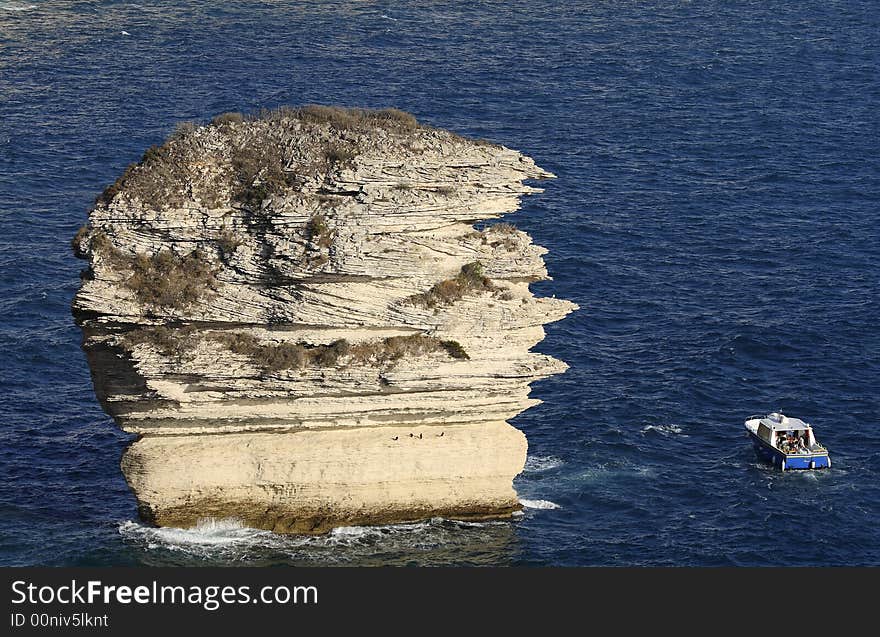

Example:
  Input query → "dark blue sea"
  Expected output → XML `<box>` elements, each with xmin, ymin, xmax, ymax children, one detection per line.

<box><xmin>1</xmin><ymin>0</ymin><xmax>878</xmax><ymax>566</ymax></box>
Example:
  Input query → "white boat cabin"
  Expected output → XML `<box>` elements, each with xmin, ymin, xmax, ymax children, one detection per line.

<box><xmin>748</xmin><ymin>413</ymin><xmax>816</xmax><ymax>454</ymax></box>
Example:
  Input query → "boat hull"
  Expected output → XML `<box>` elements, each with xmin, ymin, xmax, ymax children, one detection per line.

<box><xmin>748</xmin><ymin>432</ymin><xmax>830</xmax><ymax>470</ymax></box>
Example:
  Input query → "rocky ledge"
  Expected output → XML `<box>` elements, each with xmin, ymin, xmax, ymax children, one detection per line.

<box><xmin>72</xmin><ymin>106</ymin><xmax>576</xmax><ymax>533</ymax></box>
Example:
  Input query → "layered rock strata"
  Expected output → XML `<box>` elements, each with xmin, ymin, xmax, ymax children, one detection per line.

<box><xmin>72</xmin><ymin>106</ymin><xmax>576</xmax><ymax>533</ymax></box>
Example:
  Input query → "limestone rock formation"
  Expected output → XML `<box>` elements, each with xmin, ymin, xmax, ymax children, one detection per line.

<box><xmin>72</xmin><ymin>106</ymin><xmax>576</xmax><ymax>533</ymax></box>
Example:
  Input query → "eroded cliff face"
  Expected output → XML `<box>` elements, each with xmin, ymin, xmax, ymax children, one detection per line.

<box><xmin>72</xmin><ymin>106</ymin><xmax>576</xmax><ymax>533</ymax></box>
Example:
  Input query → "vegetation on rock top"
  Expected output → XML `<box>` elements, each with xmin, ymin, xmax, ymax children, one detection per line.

<box><xmin>89</xmin><ymin>106</ymin><xmax>436</xmax><ymax>212</ymax></box>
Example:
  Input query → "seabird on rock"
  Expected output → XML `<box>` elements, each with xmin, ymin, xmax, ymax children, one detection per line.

<box><xmin>418</xmin><ymin>433</ymin><xmax>423</xmax><ymax>439</ymax></box>
<box><xmin>392</xmin><ymin>436</ymin><xmax>398</xmax><ymax>440</ymax></box>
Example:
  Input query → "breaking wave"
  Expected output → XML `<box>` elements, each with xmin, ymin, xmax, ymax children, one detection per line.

<box><xmin>118</xmin><ymin>516</ymin><xmax>515</xmax><ymax>565</ymax></box>
<box><xmin>523</xmin><ymin>455</ymin><xmax>565</xmax><ymax>473</ymax></box>
<box><xmin>118</xmin><ymin>518</ymin><xmax>278</xmax><ymax>552</ymax></box>
<box><xmin>0</xmin><ymin>2</ymin><xmax>37</xmax><ymax>11</ymax></box>
<box><xmin>640</xmin><ymin>424</ymin><xmax>688</xmax><ymax>438</ymax></box>
<box><xmin>519</xmin><ymin>499</ymin><xmax>561</xmax><ymax>510</ymax></box>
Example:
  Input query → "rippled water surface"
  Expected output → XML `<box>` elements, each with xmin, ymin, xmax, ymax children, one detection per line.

<box><xmin>1</xmin><ymin>0</ymin><xmax>878</xmax><ymax>566</ymax></box>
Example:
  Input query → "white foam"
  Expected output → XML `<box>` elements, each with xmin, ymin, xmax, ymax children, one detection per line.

<box><xmin>523</xmin><ymin>455</ymin><xmax>564</xmax><ymax>473</ymax></box>
<box><xmin>329</xmin><ymin>525</ymin><xmax>370</xmax><ymax>538</ymax></box>
<box><xmin>327</xmin><ymin>521</ymin><xmax>428</xmax><ymax>541</ymax></box>
<box><xmin>118</xmin><ymin>514</ymin><xmax>507</xmax><ymax>560</ymax></box>
<box><xmin>641</xmin><ymin>424</ymin><xmax>688</xmax><ymax>437</ymax></box>
<box><xmin>519</xmin><ymin>499</ymin><xmax>561</xmax><ymax>510</ymax></box>
<box><xmin>119</xmin><ymin>518</ymin><xmax>276</xmax><ymax>549</ymax></box>
<box><xmin>0</xmin><ymin>2</ymin><xmax>37</xmax><ymax>11</ymax></box>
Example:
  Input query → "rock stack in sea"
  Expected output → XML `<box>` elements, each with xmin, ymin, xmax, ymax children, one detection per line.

<box><xmin>72</xmin><ymin>106</ymin><xmax>576</xmax><ymax>533</ymax></box>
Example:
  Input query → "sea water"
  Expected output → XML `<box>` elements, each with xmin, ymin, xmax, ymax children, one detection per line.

<box><xmin>1</xmin><ymin>0</ymin><xmax>877</xmax><ymax>566</ymax></box>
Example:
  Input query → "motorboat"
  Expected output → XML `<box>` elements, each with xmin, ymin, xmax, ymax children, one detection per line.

<box><xmin>744</xmin><ymin>413</ymin><xmax>830</xmax><ymax>471</ymax></box>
